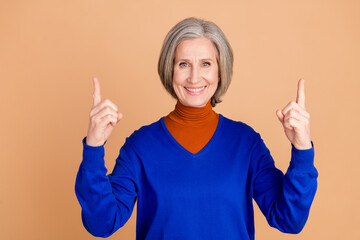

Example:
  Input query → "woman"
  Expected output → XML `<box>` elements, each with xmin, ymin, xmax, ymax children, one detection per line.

<box><xmin>75</xmin><ymin>17</ymin><xmax>318</xmax><ymax>240</ymax></box>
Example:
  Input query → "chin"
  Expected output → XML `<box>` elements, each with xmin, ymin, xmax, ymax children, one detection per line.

<box><xmin>182</xmin><ymin>99</ymin><xmax>208</xmax><ymax>108</ymax></box>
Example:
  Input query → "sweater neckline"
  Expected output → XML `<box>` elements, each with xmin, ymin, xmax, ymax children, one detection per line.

<box><xmin>168</xmin><ymin>100</ymin><xmax>218</xmax><ymax>127</ymax></box>
<box><xmin>160</xmin><ymin>114</ymin><xmax>224</xmax><ymax>158</ymax></box>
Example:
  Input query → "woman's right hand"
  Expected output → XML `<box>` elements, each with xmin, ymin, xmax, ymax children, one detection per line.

<box><xmin>86</xmin><ymin>77</ymin><xmax>122</xmax><ymax>147</ymax></box>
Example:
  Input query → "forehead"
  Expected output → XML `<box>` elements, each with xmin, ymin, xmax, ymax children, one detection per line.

<box><xmin>175</xmin><ymin>37</ymin><xmax>217</xmax><ymax>59</ymax></box>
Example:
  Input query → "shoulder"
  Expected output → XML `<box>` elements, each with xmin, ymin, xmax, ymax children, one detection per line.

<box><xmin>218</xmin><ymin>115</ymin><xmax>265</xmax><ymax>151</ymax></box>
<box><xmin>220</xmin><ymin>114</ymin><xmax>260</xmax><ymax>139</ymax></box>
<box><xmin>219</xmin><ymin>115</ymin><xmax>270</xmax><ymax>160</ymax></box>
<box><xmin>131</xmin><ymin>119</ymin><xmax>163</xmax><ymax>138</ymax></box>
<box><xmin>124</xmin><ymin>118</ymin><xmax>165</xmax><ymax>149</ymax></box>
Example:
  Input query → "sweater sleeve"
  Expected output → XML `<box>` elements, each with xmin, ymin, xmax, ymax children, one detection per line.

<box><xmin>75</xmin><ymin>137</ymin><xmax>138</xmax><ymax>237</ymax></box>
<box><xmin>251</xmin><ymin>136</ymin><xmax>318</xmax><ymax>234</ymax></box>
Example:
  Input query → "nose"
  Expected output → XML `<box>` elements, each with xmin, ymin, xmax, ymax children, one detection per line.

<box><xmin>188</xmin><ymin>65</ymin><xmax>201</xmax><ymax>84</ymax></box>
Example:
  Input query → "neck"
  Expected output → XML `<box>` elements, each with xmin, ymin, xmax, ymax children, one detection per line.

<box><xmin>168</xmin><ymin>100</ymin><xmax>217</xmax><ymax>126</ymax></box>
<box><xmin>163</xmin><ymin>100</ymin><xmax>219</xmax><ymax>154</ymax></box>
<box><xmin>174</xmin><ymin>101</ymin><xmax>213</xmax><ymax>120</ymax></box>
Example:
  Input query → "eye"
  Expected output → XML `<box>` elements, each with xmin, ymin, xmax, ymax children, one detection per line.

<box><xmin>179</xmin><ymin>62</ymin><xmax>188</xmax><ymax>67</ymax></box>
<box><xmin>202</xmin><ymin>62</ymin><xmax>211</xmax><ymax>67</ymax></box>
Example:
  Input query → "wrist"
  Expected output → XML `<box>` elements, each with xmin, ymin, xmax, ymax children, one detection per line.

<box><xmin>85</xmin><ymin>136</ymin><xmax>104</xmax><ymax>147</ymax></box>
<box><xmin>292</xmin><ymin>141</ymin><xmax>313</xmax><ymax>150</ymax></box>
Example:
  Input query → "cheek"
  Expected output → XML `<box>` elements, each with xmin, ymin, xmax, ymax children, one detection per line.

<box><xmin>172</xmin><ymin>74</ymin><xmax>180</xmax><ymax>87</ymax></box>
<box><xmin>206</xmin><ymin>68</ymin><xmax>219</xmax><ymax>85</ymax></box>
<box><xmin>172</xmin><ymin>72</ymin><xmax>182</xmax><ymax>91</ymax></box>
<box><xmin>173</xmin><ymin>69</ymin><xmax>188</xmax><ymax>85</ymax></box>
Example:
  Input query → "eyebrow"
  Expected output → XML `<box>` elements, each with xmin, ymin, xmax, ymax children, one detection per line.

<box><xmin>175</xmin><ymin>58</ymin><xmax>215</xmax><ymax>63</ymax></box>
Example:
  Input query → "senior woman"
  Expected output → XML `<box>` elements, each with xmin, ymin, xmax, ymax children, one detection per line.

<box><xmin>75</xmin><ymin>17</ymin><xmax>318</xmax><ymax>239</ymax></box>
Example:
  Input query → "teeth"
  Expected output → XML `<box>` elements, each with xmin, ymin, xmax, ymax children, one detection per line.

<box><xmin>185</xmin><ymin>86</ymin><xmax>205</xmax><ymax>93</ymax></box>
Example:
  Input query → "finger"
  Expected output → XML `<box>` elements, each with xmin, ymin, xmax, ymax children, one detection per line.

<box><xmin>90</xmin><ymin>99</ymin><xmax>119</xmax><ymax>117</ymax></box>
<box><xmin>281</xmin><ymin>103</ymin><xmax>310</xmax><ymax>121</ymax></box>
<box><xmin>91</xmin><ymin>114</ymin><xmax>118</xmax><ymax>130</ymax></box>
<box><xmin>296</xmin><ymin>78</ymin><xmax>306</xmax><ymax>109</ymax></box>
<box><xmin>282</xmin><ymin>101</ymin><xmax>309</xmax><ymax>116</ymax></box>
<box><xmin>93</xmin><ymin>77</ymin><xmax>102</xmax><ymax>107</ymax></box>
<box><xmin>117</xmin><ymin>112</ymin><xmax>123</xmax><ymax>122</ymax></box>
<box><xmin>283</xmin><ymin>109</ymin><xmax>301</xmax><ymax>122</ymax></box>
<box><xmin>284</xmin><ymin>110</ymin><xmax>310</xmax><ymax>125</ymax></box>
<box><xmin>114</xmin><ymin>112</ymin><xmax>123</xmax><ymax>125</ymax></box>
<box><xmin>276</xmin><ymin>109</ymin><xmax>284</xmax><ymax>123</ymax></box>
<box><xmin>100</xmin><ymin>115</ymin><xmax>118</xmax><ymax>127</ymax></box>
<box><xmin>282</xmin><ymin>101</ymin><xmax>299</xmax><ymax>115</ymax></box>
<box><xmin>91</xmin><ymin>107</ymin><xmax>118</xmax><ymax>121</ymax></box>
<box><xmin>283</xmin><ymin>111</ymin><xmax>310</xmax><ymax>130</ymax></box>
<box><xmin>91</xmin><ymin>114</ymin><xmax>119</xmax><ymax>129</ymax></box>
<box><xmin>283</xmin><ymin>118</ymin><xmax>298</xmax><ymax>130</ymax></box>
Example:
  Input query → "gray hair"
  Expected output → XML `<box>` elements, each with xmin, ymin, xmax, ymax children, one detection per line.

<box><xmin>157</xmin><ymin>17</ymin><xmax>234</xmax><ymax>107</ymax></box>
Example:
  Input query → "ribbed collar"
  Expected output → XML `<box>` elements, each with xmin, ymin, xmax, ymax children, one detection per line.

<box><xmin>168</xmin><ymin>100</ymin><xmax>218</xmax><ymax>126</ymax></box>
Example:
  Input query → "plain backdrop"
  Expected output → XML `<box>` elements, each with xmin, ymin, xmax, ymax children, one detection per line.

<box><xmin>1</xmin><ymin>1</ymin><xmax>359</xmax><ymax>239</ymax></box>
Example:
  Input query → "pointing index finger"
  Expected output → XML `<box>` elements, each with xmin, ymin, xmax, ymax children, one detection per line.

<box><xmin>296</xmin><ymin>78</ymin><xmax>306</xmax><ymax>109</ymax></box>
<box><xmin>93</xmin><ymin>77</ymin><xmax>101</xmax><ymax>107</ymax></box>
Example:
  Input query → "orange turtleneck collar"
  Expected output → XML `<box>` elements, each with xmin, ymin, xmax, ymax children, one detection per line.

<box><xmin>163</xmin><ymin>100</ymin><xmax>219</xmax><ymax>154</ymax></box>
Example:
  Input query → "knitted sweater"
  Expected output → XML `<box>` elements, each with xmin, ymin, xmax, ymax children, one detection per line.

<box><xmin>163</xmin><ymin>100</ymin><xmax>218</xmax><ymax>154</ymax></box>
<box><xmin>75</xmin><ymin>115</ymin><xmax>318</xmax><ymax>239</ymax></box>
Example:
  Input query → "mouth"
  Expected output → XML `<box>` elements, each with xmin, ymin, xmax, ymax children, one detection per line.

<box><xmin>184</xmin><ymin>86</ymin><xmax>206</xmax><ymax>94</ymax></box>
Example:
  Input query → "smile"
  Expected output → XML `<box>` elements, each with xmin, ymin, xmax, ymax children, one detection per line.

<box><xmin>184</xmin><ymin>86</ymin><xmax>206</xmax><ymax>93</ymax></box>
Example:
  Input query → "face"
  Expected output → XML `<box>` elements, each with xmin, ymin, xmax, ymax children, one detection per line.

<box><xmin>173</xmin><ymin>37</ymin><xmax>219</xmax><ymax>108</ymax></box>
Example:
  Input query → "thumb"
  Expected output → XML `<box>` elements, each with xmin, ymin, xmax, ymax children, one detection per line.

<box><xmin>117</xmin><ymin>112</ymin><xmax>123</xmax><ymax>123</ymax></box>
<box><xmin>276</xmin><ymin>109</ymin><xmax>284</xmax><ymax>123</ymax></box>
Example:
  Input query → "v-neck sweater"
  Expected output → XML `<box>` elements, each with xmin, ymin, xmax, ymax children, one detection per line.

<box><xmin>75</xmin><ymin>115</ymin><xmax>318</xmax><ymax>240</ymax></box>
<box><xmin>163</xmin><ymin>100</ymin><xmax>219</xmax><ymax>154</ymax></box>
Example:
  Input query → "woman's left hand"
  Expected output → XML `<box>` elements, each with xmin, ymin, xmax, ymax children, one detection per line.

<box><xmin>276</xmin><ymin>79</ymin><xmax>312</xmax><ymax>150</ymax></box>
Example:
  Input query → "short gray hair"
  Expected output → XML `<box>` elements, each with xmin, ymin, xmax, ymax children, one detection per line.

<box><xmin>157</xmin><ymin>17</ymin><xmax>234</xmax><ymax>107</ymax></box>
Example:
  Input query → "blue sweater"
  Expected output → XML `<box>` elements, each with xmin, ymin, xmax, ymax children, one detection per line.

<box><xmin>75</xmin><ymin>115</ymin><xmax>318</xmax><ymax>239</ymax></box>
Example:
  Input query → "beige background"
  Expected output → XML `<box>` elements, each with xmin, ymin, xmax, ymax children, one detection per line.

<box><xmin>1</xmin><ymin>0</ymin><xmax>359</xmax><ymax>239</ymax></box>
